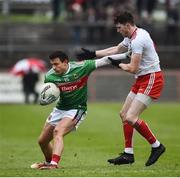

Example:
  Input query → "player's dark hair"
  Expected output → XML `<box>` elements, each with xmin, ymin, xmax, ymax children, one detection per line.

<box><xmin>49</xmin><ymin>50</ymin><xmax>69</xmax><ymax>62</ymax></box>
<box><xmin>114</xmin><ymin>11</ymin><xmax>134</xmax><ymax>25</ymax></box>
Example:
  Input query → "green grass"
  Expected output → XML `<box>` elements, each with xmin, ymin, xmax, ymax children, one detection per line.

<box><xmin>0</xmin><ymin>102</ymin><xmax>180</xmax><ymax>176</ymax></box>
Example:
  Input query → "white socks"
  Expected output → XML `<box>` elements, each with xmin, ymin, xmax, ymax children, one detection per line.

<box><xmin>124</xmin><ymin>147</ymin><xmax>134</xmax><ymax>154</ymax></box>
<box><xmin>151</xmin><ymin>140</ymin><xmax>160</xmax><ymax>148</ymax></box>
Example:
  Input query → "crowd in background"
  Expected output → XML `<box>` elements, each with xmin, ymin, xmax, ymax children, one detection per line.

<box><xmin>52</xmin><ymin>0</ymin><xmax>179</xmax><ymax>25</ymax></box>
<box><xmin>1</xmin><ymin>0</ymin><xmax>179</xmax><ymax>26</ymax></box>
<box><xmin>51</xmin><ymin>0</ymin><xmax>180</xmax><ymax>44</ymax></box>
<box><xmin>0</xmin><ymin>0</ymin><xmax>179</xmax><ymax>46</ymax></box>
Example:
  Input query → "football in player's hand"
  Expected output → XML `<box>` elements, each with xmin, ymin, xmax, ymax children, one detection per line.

<box><xmin>40</xmin><ymin>82</ymin><xmax>60</xmax><ymax>105</ymax></box>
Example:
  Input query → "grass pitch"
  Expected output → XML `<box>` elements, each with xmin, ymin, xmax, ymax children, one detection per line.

<box><xmin>0</xmin><ymin>102</ymin><xmax>180</xmax><ymax>177</ymax></box>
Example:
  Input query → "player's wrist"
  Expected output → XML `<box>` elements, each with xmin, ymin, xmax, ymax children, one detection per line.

<box><xmin>92</xmin><ymin>50</ymin><xmax>96</xmax><ymax>58</ymax></box>
<box><xmin>87</xmin><ymin>49</ymin><xmax>96</xmax><ymax>58</ymax></box>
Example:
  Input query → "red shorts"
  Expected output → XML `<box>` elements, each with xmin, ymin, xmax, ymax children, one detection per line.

<box><xmin>131</xmin><ymin>71</ymin><xmax>164</xmax><ymax>99</ymax></box>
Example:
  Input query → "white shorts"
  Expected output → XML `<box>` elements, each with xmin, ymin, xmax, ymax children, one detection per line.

<box><xmin>46</xmin><ymin>108</ymin><xmax>87</xmax><ymax>129</ymax></box>
<box><xmin>128</xmin><ymin>91</ymin><xmax>152</xmax><ymax>106</ymax></box>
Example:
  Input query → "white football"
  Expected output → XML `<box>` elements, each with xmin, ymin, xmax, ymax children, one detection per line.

<box><xmin>40</xmin><ymin>82</ymin><xmax>60</xmax><ymax>103</ymax></box>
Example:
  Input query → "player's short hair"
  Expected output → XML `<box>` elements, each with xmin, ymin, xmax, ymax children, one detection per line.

<box><xmin>114</xmin><ymin>11</ymin><xmax>134</xmax><ymax>25</ymax></box>
<box><xmin>49</xmin><ymin>50</ymin><xmax>69</xmax><ymax>62</ymax></box>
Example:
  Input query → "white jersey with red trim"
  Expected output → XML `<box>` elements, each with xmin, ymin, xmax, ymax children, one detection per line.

<box><xmin>121</xmin><ymin>28</ymin><xmax>161</xmax><ymax>77</ymax></box>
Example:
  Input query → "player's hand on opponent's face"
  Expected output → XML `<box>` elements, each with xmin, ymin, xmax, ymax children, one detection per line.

<box><xmin>39</xmin><ymin>95</ymin><xmax>57</xmax><ymax>106</ymax></box>
<box><xmin>108</xmin><ymin>57</ymin><xmax>122</xmax><ymax>68</ymax></box>
<box><xmin>76</xmin><ymin>48</ymin><xmax>96</xmax><ymax>61</ymax></box>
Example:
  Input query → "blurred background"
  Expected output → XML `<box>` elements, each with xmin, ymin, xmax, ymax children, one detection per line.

<box><xmin>0</xmin><ymin>0</ymin><xmax>180</xmax><ymax>103</ymax></box>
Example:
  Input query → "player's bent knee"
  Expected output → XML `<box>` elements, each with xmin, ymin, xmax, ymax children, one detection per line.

<box><xmin>53</xmin><ymin>128</ymin><xmax>65</xmax><ymax>137</ymax></box>
<box><xmin>125</xmin><ymin>114</ymin><xmax>137</xmax><ymax>125</ymax></box>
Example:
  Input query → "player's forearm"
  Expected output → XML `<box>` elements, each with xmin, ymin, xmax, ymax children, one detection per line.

<box><xmin>119</xmin><ymin>63</ymin><xmax>138</xmax><ymax>74</ymax></box>
<box><xmin>96</xmin><ymin>46</ymin><xmax>119</xmax><ymax>57</ymax></box>
<box><xmin>95</xmin><ymin>53</ymin><xmax>128</xmax><ymax>68</ymax></box>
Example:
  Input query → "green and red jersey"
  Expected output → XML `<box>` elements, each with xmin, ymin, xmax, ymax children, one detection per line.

<box><xmin>44</xmin><ymin>60</ymin><xmax>96</xmax><ymax>111</ymax></box>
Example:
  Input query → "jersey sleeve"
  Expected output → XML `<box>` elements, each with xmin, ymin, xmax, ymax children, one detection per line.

<box><xmin>83</xmin><ymin>60</ymin><xmax>96</xmax><ymax>74</ymax></box>
<box><xmin>121</xmin><ymin>38</ymin><xmax>129</xmax><ymax>48</ymax></box>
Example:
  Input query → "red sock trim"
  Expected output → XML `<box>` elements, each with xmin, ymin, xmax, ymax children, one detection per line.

<box><xmin>51</xmin><ymin>154</ymin><xmax>60</xmax><ymax>164</ymax></box>
<box><xmin>123</xmin><ymin>121</ymin><xmax>134</xmax><ymax>148</ymax></box>
<box><xmin>134</xmin><ymin>119</ymin><xmax>156</xmax><ymax>144</ymax></box>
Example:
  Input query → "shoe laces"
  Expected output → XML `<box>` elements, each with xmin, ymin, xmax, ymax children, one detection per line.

<box><xmin>117</xmin><ymin>152</ymin><xmax>129</xmax><ymax>160</ymax></box>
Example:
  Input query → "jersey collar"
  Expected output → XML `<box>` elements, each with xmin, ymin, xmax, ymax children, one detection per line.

<box><xmin>130</xmin><ymin>27</ymin><xmax>138</xmax><ymax>39</ymax></box>
<box><xmin>64</xmin><ymin>63</ymin><xmax>70</xmax><ymax>74</ymax></box>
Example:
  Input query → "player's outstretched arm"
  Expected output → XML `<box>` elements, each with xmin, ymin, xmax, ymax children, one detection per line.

<box><xmin>95</xmin><ymin>44</ymin><xmax>127</xmax><ymax>57</ymax></box>
<box><xmin>95</xmin><ymin>52</ymin><xmax>130</xmax><ymax>68</ymax></box>
<box><xmin>76</xmin><ymin>44</ymin><xmax>127</xmax><ymax>61</ymax></box>
<box><xmin>107</xmin><ymin>50</ymin><xmax>131</xmax><ymax>67</ymax></box>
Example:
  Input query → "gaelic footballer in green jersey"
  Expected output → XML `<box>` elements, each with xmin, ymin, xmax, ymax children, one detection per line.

<box><xmin>33</xmin><ymin>50</ymin><xmax>129</xmax><ymax>170</ymax></box>
<box><xmin>44</xmin><ymin>60</ymin><xmax>96</xmax><ymax>111</ymax></box>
